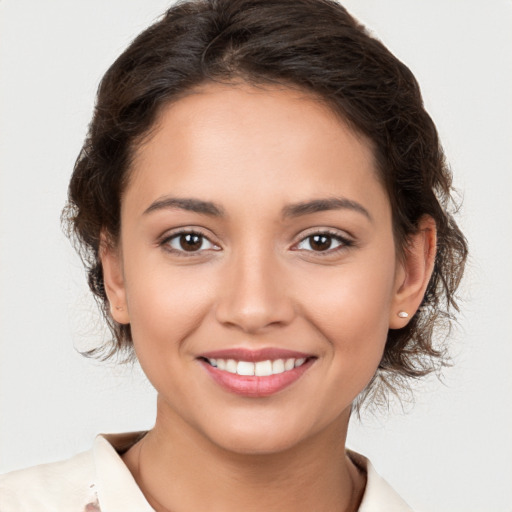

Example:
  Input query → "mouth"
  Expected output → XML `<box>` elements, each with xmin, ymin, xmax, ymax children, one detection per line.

<box><xmin>200</xmin><ymin>356</ymin><xmax>309</xmax><ymax>376</ymax></box>
<box><xmin>197</xmin><ymin>348</ymin><xmax>316</xmax><ymax>397</ymax></box>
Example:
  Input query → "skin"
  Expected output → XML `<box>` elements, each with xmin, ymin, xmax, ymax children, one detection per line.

<box><xmin>102</xmin><ymin>83</ymin><xmax>436</xmax><ymax>512</ymax></box>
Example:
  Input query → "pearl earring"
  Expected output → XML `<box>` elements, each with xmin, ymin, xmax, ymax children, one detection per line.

<box><xmin>397</xmin><ymin>311</ymin><xmax>409</xmax><ymax>318</ymax></box>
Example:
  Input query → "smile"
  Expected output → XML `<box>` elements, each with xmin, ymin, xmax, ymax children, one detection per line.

<box><xmin>205</xmin><ymin>357</ymin><xmax>307</xmax><ymax>376</ymax></box>
<box><xmin>198</xmin><ymin>349</ymin><xmax>316</xmax><ymax>397</ymax></box>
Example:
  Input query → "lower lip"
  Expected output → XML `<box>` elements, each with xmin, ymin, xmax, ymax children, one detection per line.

<box><xmin>200</xmin><ymin>359</ymin><xmax>314</xmax><ymax>397</ymax></box>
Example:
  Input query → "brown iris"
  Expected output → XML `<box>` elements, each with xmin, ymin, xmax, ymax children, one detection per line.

<box><xmin>309</xmin><ymin>234</ymin><xmax>332</xmax><ymax>251</ymax></box>
<box><xmin>179</xmin><ymin>233</ymin><xmax>203</xmax><ymax>251</ymax></box>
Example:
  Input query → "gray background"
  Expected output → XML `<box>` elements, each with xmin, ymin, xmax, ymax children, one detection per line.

<box><xmin>1</xmin><ymin>1</ymin><xmax>511</xmax><ymax>510</ymax></box>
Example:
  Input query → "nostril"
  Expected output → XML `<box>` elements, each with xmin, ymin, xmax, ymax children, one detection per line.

<box><xmin>214</xmin><ymin>293</ymin><xmax>296</xmax><ymax>333</ymax></box>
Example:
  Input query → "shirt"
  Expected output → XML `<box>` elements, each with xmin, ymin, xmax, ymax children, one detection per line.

<box><xmin>0</xmin><ymin>432</ymin><xmax>413</xmax><ymax>511</ymax></box>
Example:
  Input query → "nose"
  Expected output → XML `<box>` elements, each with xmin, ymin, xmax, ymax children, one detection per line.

<box><xmin>214</xmin><ymin>245</ymin><xmax>296</xmax><ymax>334</ymax></box>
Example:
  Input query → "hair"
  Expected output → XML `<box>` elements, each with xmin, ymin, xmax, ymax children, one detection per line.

<box><xmin>63</xmin><ymin>0</ymin><xmax>468</xmax><ymax>410</ymax></box>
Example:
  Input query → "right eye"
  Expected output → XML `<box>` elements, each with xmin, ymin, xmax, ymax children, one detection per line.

<box><xmin>163</xmin><ymin>231</ymin><xmax>219</xmax><ymax>254</ymax></box>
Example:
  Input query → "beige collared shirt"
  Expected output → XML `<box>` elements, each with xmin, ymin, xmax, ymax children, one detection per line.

<box><xmin>0</xmin><ymin>432</ymin><xmax>413</xmax><ymax>511</ymax></box>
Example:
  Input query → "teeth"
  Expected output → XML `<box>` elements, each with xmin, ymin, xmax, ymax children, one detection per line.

<box><xmin>226</xmin><ymin>359</ymin><xmax>237</xmax><ymax>373</ymax></box>
<box><xmin>255</xmin><ymin>360</ymin><xmax>272</xmax><ymax>376</ymax></box>
<box><xmin>237</xmin><ymin>361</ymin><xmax>255</xmax><ymax>376</ymax></box>
<box><xmin>272</xmin><ymin>359</ymin><xmax>285</xmax><ymax>374</ymax></box>
<box><xmin>284</xmin><ymin>358</ymin><xmax>295</xmax><ymax>371</ymax></box>
<box><xmin>206</xmin><ymin>357</ymin><xmax>308</xmax><ymax>376</ymax></box>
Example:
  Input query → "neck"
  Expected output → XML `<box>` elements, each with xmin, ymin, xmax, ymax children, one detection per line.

<box><xmin>123</xmin><ymin>397</ymin><xmax>365</xmax><ymax>512</ymax></box>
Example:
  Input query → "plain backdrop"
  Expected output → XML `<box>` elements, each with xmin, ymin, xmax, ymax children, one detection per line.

<box><xmin>1</xmin><ymin>1</ymin><xmax>511</xmax><ymax>511</ymax></box>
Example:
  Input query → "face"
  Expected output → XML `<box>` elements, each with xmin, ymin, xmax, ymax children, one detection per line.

<box><xmin>104</xmin><ymin>83</ymin><xmax>412</xmax><ymax>454</ymax></box>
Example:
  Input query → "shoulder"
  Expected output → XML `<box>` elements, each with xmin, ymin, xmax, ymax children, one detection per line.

<box><xmin>0</xmin><ymin>432</ymin><xmax>151</xmax><ymax>512</ymax></box>
<box><xmin>0</xmin><ymin>449</ymin><xmax>99</xmax><ymax>511</ymax></box>
<box><xmin>348</xmin><ymin>450</ymin><xmax>415</xmax><ymax>512</ymax></box>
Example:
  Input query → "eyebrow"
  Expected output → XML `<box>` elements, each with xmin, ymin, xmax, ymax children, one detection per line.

<box><xmin>143</xmin><ymin>197</ymin><xmax>224</xmax><ymax>216</ymax></box>
<box><xmin>282</xmin><ymin>197</ymin><xmax>372</xmax><ymax>221</ymax></box>
<box><xmin>143</xmin><ymin>195</ymin><xmax>371</xmax><ymax>222</ymax></box>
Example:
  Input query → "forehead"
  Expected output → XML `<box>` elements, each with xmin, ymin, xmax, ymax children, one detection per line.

<box><xmin>126</xmin><ymin>82</ymin><xmax>389</xmax><ymax>220</ymax></box>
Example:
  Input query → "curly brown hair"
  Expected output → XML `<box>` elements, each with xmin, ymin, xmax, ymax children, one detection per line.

<box><xmin>63</xmin><ymin>0</ymin><xmax>467</xmax><ymax>409</ymax></box>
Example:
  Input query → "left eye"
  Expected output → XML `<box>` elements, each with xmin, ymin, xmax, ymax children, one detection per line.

<box><xmin>165</xmin><ymin>232</ymin><xmax>217</xmax><ymax>253</ymax></box>
<box><xmin>295</xmin><ymin>233</ymin><xmax>346</xmax><ymax>252</ymax></box>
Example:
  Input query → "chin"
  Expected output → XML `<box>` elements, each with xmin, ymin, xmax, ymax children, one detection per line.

<box><xmin>197</xmin><ymin>409</ymin><xmax>339</xmax><ymax>457</ymax></box>
<box><xmin>210</xmin><ymin>428</ymin><xmax>308</xmax><ymax>456</ymax></box>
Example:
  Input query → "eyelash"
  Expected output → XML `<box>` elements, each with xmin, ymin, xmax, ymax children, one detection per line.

<box><xmin>159</xmin><ymin>229</ymin><xmax>354</xmax><ymax>257</ymax></box>
<box><xmin>292</xmin><ymin>230</ymin><xmax>354</xmax><ymax>255</ymax></box>
<box><xmin>160</xmin><ymin>229</ymin><xmax>220</xmax><ymax>257</ymax></box>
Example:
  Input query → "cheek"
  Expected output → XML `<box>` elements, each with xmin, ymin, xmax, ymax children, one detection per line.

<box><xmin>295</xmin><ymin>251</ymin><xmax>396</xmax><ymax>372</ymax></box>
<box><xmin>123</xmin><ymin>259</ymin><xmax>216</xmax><ymax>350</ymax></box>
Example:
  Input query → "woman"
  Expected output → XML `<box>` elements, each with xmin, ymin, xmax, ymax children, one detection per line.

<box><xmin>0</xmin><ymin>0</ymin><xmax>467</xmax><ymax>510</ymax></box>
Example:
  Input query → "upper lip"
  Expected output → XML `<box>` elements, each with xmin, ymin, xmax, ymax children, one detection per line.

<box><xmin>198</xmin><ymin>347</ymin><xmax>314</xmax><ymax>362</ymax></box>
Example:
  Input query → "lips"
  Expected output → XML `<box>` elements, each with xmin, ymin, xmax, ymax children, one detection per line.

<box><xmin>198</xmin><ymin>348</ymin><xmax>316</xmax><ymax>397</ymax></box>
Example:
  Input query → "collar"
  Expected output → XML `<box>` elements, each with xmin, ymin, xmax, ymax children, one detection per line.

<box><xmin>94</xmin><ymin>432</ymin><xmax>153</xmax><ymax>512</ymax></box>
<box><xmin>93</xmin><ymin>432</ymin><xmax>412</xmax><ymax>512</ymax></box>
<box><xmin>348</xmin><ymin>450</ymin><xmax>413</xmax><ymax>512</ymax></box>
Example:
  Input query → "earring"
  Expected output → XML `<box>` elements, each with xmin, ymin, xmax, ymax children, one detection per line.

<box><xmin>397</xmin><ymin>311</ymin><xmax>409</xmax><ymax>318</ymax></box>
<box><xmin>115</xmin><ymin>306</ymin><xmax>123</xmax><ymax>311</ymax></box>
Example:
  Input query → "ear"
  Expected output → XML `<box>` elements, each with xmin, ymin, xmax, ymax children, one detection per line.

<box><xmin>100</xmin><ymin>233</ymin><xmax>130</xmax><ymax>325</ymax></box>
<box><xmin>389</xmin><ymin>215</ymin><xmax>437</xmax><ymax>329</ymax></box>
